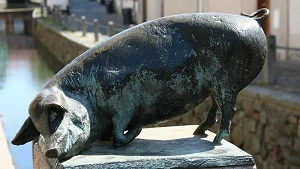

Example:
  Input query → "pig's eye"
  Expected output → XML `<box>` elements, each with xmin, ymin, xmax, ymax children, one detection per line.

<box><xmin>49</xmin><ymin>109</ymin><xmax>58</xmax><ymax>123</ymax></box>
<box><xmin>48</xmin><ymin>107</ymin><xmax>64</xmax><ymax>134</ymax></box>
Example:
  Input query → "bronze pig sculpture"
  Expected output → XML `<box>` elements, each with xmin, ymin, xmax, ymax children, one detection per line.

<box><xmin>12</xmin><ymin>8</ymin><xmax>269</xmax><ymax>160</ymax></box>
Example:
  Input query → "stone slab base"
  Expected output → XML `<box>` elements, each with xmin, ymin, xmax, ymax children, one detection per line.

<box><xmin>33</xmin><ymin>125</ymin><xmax>255</xmax><ymax>169</ymax></box>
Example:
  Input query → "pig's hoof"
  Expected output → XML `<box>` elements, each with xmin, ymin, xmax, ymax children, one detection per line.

<box><xmin>213</xmin><ymin>130</ymin><xmax>229</xmax><ymax>145</ymax></box>
<box><xmin>193</xmin><ymin>126</ymin><xmax>206</xmax><ymax>135</ymax></box>
<box><xmin>114</xmin><ymin>137</ymin><xmax>128</xmax><ymax>148</ymax></box>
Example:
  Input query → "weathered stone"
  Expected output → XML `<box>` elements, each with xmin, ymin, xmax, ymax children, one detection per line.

<box><xmin>288</xmin><ymin>115</ymin><xmax>298</xmax><ymax>124</ymax></box>
<box><xmin>259</xmin><ymin>111</ymin><xmax>267</xmax><ymax>125</ymax></box>
<box><xmin>182</xmin><ymin>115</ymin><xmax>190</xmax><ymax>125</ymax></box>
<box><xmin>252</xmin><ymin>112</ymin><xmax>260</xmax><ymax>121</ymax></box>
<box><xmin>248</xmin><ymin>118</ymin><xmax>257</xmax><ymax>133</ymax></box>
<box><xmin>294</xmin><ymin>138</ymin><xmax>300</xmax><ymax>153</ymax></box>
<box><xmin>231</xmin><ymin>124</ymin><xmax>245</xmax><ymax>147</ymax></box>
<box><xmin>253</xmin><ymin>155</ymin><xmax>262</xmax><ymax>169</ymax></box>
<box><xmin>290</xmin><ymin>166</ymin><xmax>300</xmax><ymax>169</ymax></box>
<box><xmin>298</xmin><ymin>119</ymin><xmax>300</xmax><ymax>138</ymax></box>
<box><xmin>251</xmin><ymin>136</ymin><xmax>261</xmax><ymax>154</ymax></box>
<box><xmin>278</xmin><ymin>137</ymin><xmax>293</xmax><ymax>148</ymax></box>
<box><xmin>235</xmin><ymin>104</ymin><xmax>242</xmax><ymax>111</ymax></box>
<box><xmin>243</xmin><ymin>133</ymin><xmax>254</xmax><ymax>153</ymax></box>
<box><xmin>190</xmin><ymin>116</ymin><xmax>200</xmax><ymax>125</ymax></box>
<box><xmin>260</xmin><ymin>144</ymin><xmax>269</xmax><ymax>159</ymax></box>
<box><xmin>284</xmin><ymin>123</ymin><xmax>297</xmax><ymax>136</ymax></box>
<box><xmin>243</xmin><ymin>100</ymin><xmax>254</xmax><ymax>116</ymax></box>
<box><xmin>256</xmin><ymin>124</ymin><xmax>264</xmax><ymax>137</ymax></box>
<box><xmin>282</xmin><ymin>149</ymin><xmax>300</xmax><ymax>166</ymax></box>
<box><xmin>262</xmin><ymin>161</ymin><xmax>269</xmax><ymax>169</ymax></box>
<box><xmin>254</xmin><ymin>100</ymin><xmax>264</xmax><ymax>112</ymax></box>
<box><xmin>233</xmin><ymin>110</ymin><xmax>245</xmax><ymax>124</ymax></box>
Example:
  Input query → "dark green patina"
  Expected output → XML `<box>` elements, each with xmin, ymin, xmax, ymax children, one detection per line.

<box><xmin>12</xmin><ymin>9</ymin><xmax>269</xmax><ymax>161</ymax></box>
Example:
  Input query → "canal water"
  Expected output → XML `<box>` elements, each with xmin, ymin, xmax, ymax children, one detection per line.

<box><xmin>0</xmin><ymin>21</ymin><xmax>56</xmax><ymax>169</ymax></box>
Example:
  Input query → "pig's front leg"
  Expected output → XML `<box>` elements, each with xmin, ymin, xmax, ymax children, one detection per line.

<box><xmin>112</xmin><ymin>113</ymin><xmax>142</xmax><ymax>147</ymax></box>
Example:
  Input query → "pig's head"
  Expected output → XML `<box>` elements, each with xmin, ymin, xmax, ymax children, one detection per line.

<box><xmin>11</xmin><ymin>86</ymin><xmax>103</xmax><ymax>160</ymax></box>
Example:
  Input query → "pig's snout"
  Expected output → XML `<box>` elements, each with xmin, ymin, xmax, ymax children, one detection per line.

<box><xmin>45</xmin><ymin>148</ymin><xmax>61</xmax><ymax>158</ymax></box>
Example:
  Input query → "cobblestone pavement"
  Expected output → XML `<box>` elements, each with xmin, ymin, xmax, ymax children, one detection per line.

<box><xmin>69</xmin><ymin>0</ymin><xmax>128</xmax><ymax>34</ymax></box>
<box><xmin>272</xmin><ymin>60</ymin><xmax>300</xmax><ymax>89</ymax></box>
<box><xmin>0</xmin><ymin>116</ymin><xmax>15</xmax><ymax>169</ymax></box>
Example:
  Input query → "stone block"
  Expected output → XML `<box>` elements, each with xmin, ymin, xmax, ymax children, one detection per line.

<box><xmin>251</xmin><ymin>137</ymin><xmax>261</xmax><ymax>154</ymax></box>
<box><xmin>256</xmin><ymin>124</ymin><xmax>264</xmax><ymax>137</ymax></box>
<box><xmin>288</xmin><ymin>115</ymin><xmax>298</xmax><ymax>124</ymax></box>
<box><xmin>259</xmin><ymin>111</ymin><xmax>267</xmax><ymax>125</ymax></box>
<box><xmin>252</xmin><ymin>112</ymin><xmax>260</xmax><ymax>121</ymax></box>
<box><xmin>298</xmin><ymin>119</ymin><xmax>300</xmax><ymax>138</ymax></box>
<box><xmin>233</xmin><ymin>111</ymin><xmax>245</xmax><ymax>124</ymax></box>
<box><xmin>260</xmin><ymin>144</ymin><xmax>269</xmax><ymax>160</ymax></box>
<box><xmin>34</xmin><ymin>125</ymin><xmax>255</xmax><ymax>169</ymax></box>
<box><xmin>231</xmin><ymin>124</ymin><xmax>245</xmax><ymax>147</ymax></box>
<box><xmin>284</xmin><ymin>123</ymin><xmax>297</xmax><ymax>136</ymax></box>
<box><xmin>247</xmin><ymin>118</ymin><xmax>257</xmax><ymax>133</ymax></box>
<box><xmin>290</xmin><ymin>166</ymin><xmax>300</xmax><ymax>169</ymax></box>
<box><xmin>253</xmin><ymin>100</ymin><xmax>264</xmax><ymax>112</ymax></box>
<box><xmin>294</xmin><ymin>138</ymin><xmax>300</xmax><ymax>153</ymax></box>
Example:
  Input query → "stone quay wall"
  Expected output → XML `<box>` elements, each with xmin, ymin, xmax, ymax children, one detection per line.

<box><xmin>33</xmin><ymin>19</ymin><xmax>300</xmax><ymax>169</ymax></box>
<box><xmin>33</xmin><ymin>19</ymin><xmax>90</xmax><ymax>68</ymax></box>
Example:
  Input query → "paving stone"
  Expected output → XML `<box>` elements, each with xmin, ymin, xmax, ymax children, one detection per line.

<box><xmin>298</xmin><ymin>119</ymin><xmax>300</xmax><ymax>138</ymax></box>
<box><xmin>0</xmin><ymin>117</ymin><xmax>15</xmax><ymax>169</ymax></box>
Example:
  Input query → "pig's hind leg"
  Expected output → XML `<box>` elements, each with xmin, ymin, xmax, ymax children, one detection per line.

<box><xmin>112</xmin><ymin>114</ymin><xmax>142</xmax><ymax>147</ymax></box>
<box><xmin>193</xmin><ymin>95</ymin><xmax>219</xmax><ymax>135</ymax></box>
<box><xmin>212</xmin><ymin>92</ymin><xmax>237</xmax><ymax>145</ymax></box>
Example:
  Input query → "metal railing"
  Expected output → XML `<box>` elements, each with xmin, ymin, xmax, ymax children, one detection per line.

<box><xmin>42</xmin><ymin>5</ymin><xmax>134</xmax><ymax>42</ymax></box>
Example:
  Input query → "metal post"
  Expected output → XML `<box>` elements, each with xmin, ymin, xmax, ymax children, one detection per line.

<box><xmin>53</xmin><ymin>5</ymin><xmax>56</xmax><ymax>22</ymax></box>
<box><xmin>129</xmin><ymin>24</ymin><xmax>135</xmax><ymax>28</ymax></box>
<box><xmin>59</xmin><ymin>11</ymin><xmax>63</xmax><ymax>26</ymax></box>
<box><xmin>61</xmin><ymin>13</ymin><xmax>65</xmax><ymax>28</ymax></box>
<box><xmin>40</xmin><ymin>4</ymin><xmax>44</xmax><ymax>18</ymax></box>
<box><xmin>54</xmin><ymin>5</ymin><xmax>58</xmax><ymax>23</ymax></box>
<box><xmin>263</xmin><ymin>35</ymin><xmax>276</xmax><ymax>85</ymax></box>
<box><xmin>81</xmin><ymin>16</ymin><xmax>86</xmax><ymax>36</ymax></box>
<box><xmin>93</xmin><ymin>19</ymin><xmax>99</xmax><ymax>42</ymax></box>
<box><xmin>71</xmin><ymin>14</ymin><xmax>76</xmax><ymax>32</ymax></box>
<box><xmin>64</xmin><ymin>13</ymin><xmax>68</xmax><ymax>28</ymax></box>
<box><xmin>108</xmin><ymin>21</ymin><xmax>114</xmax><ymax>37</ymax></box>
<box><xmin>56</xmin><ymin>6</ymin><xmax>60</xmax><ymax>23</ymax></box>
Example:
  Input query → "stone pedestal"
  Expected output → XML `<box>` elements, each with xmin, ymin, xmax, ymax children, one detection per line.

<box><xmin>33</xmin><ymin>125</ymin><xmax>255</xmax><ymax>169</ymax></box>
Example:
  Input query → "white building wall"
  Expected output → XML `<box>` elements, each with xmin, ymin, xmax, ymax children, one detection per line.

<box><xmin>163</xmin><ymin>0</ymin><xmax>198</xmax><ymax>16</ymax></box>
<box><xmin>202</xmin><ymin>0</ymin><xmax>256</xmax><ymax>15</ymax></box>
<box><xmin>289</xmin><ymin>0</ymin><xmax>300</xmax><ymax>53</ymax></box>
<box><xmin>146</xmin><ymin>0</ymin><xmax>162</xmax><ymax>21</ymax></box>
<box><xmin>0</xmin><ymin>0</ymin><xmax>7</xmax><ymax>9</ymax></box>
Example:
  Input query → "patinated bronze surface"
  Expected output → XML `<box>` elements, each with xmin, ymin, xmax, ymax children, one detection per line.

<box><xmin>12</xmin><ymin>8</ymin><xmax>269</xmax><ymax>160</ymax></box>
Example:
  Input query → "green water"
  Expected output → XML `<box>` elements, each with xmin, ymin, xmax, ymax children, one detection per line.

<box><xmin>0</xmin><ymin>32</ymin><xmax>55</xmax><ymax>169</ymax></box>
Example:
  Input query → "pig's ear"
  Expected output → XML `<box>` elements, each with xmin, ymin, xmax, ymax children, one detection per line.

<box><xmin>40</xmin><ymin>93</ymin><xmax>68</xmax><ymax>113</ymax></box>
<box><xmin>11</xmin><ymin>117</ymin><xmax>40</xmax><ymax>145</ymax></box>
